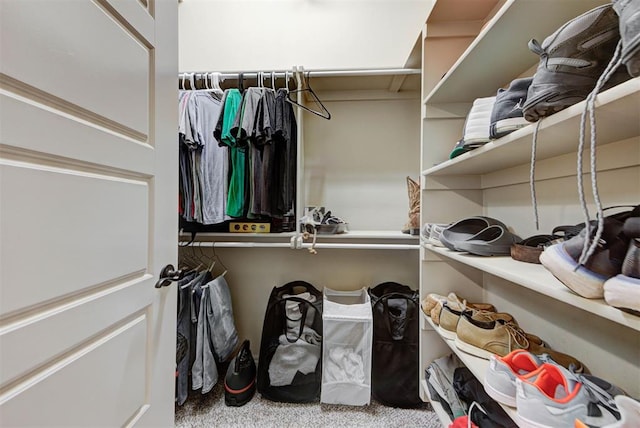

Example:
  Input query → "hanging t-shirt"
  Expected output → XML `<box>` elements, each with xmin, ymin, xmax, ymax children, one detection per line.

<box><xmin>274</xmin><ymin>88</ymin><xmax>297</xmax><ymax>216</ymax></box>
<box><xmin>255</xmin><ymin>89</ymin><xmax>278</xmax><ymax>217</ymax></box>
<box><xmin>192</xmin><ymin>92</ymin><xmax>228</xmax><ymax>225</ymax></box>
<box><xmin>214</xmin><ymin>89</ymin><xmax>244</xmax><ymax>218</ymax></box>
<box><xmin>179</xmin><ymin>91</ymin><xmax>196</xmax><ymax>221</ymax></box>
<box><xmin>231</xmin><ymin>87</ymin><xmax>264</xmax><ymax>218</ymax></box>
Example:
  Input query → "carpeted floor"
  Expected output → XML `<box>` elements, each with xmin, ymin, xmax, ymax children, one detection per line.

<box><xmin>175</xmin><ymin>382</ymin><xmax>442</xmax><ymax>428</ymax></box>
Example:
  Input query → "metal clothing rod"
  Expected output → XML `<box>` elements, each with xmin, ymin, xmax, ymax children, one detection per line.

<box><xmin>301</xmin><ymin>243</ymin><xmax>419</xmax><ymax>250</ymax></box>
<box><xmin>179</xmin><ymin>71</ymin><xmax>292</xmax><ymax>80</ymax></box>
<box><xmin>178</xmin><ymin>241</ymin><xmax>419</xmax><ymax>250</ymax></box>
<box><xmin>306</xmin><ymin>68</ymin><xmax>420</xmax><ymax>77</ymax></box>
<box><xmin>178</xmin><ymin>68</ymin><xmax>420</xmax><ymax>80</ymax></box>
<box><xmin>178</xmin><ymin>241</ymin><xmax>295</xmax><ymax>249</ymax></box>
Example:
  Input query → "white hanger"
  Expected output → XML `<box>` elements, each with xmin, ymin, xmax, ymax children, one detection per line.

<box><xmin>271</xmin><ymin>71</ymin><xmax>276</xmax><ymax>90</ymax></box>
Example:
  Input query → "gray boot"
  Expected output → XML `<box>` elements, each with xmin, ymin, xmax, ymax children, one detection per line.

<box><xmin>523</xmin><ymin>4</ymin><xmax>631</xmax><ymax>122</ymax></box>
<box><xmin>613</xmin><ymin>0</ymin><xmax>640</xmax><ymax>77</ymax></box>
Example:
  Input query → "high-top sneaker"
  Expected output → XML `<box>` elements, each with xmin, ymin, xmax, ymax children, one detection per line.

<box><xmin>462</xmin><ymin>96</ymin><xmax>496</xmax><ymax>145</ymax></box>
<box><xmin>604</xmin><ymin>217</ymin><xmax>640</xmax><ymax>314</ymax></box>
<box><xmin>490</xmin><ymin>77</ymin><xmax>532</xmax><ymax>139</ymax></box>
<box><xmin>540</xmin><ymin>211</ymin><xmax>636</xmax><ymax>299</ymax></box>
<box><xmin>224</xmin><ymin>340</ymin><xmax>257</xmax><ymax>406</ymax></box>
<box><xmin>523</xmin><ymin>4</ymin><xmax>631</xmax><ymax>122</ymax></box>
<box><xmin>613</xmin><ymin>0</ymin><xmax>640</xmax><ymax>77</ymax></box>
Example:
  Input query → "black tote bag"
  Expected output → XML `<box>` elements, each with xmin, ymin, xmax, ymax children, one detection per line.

<box><xmin>368</xmin><ymin>281</ymin><xmax>422</xmax><ymax>408</ymax></box>
<box><xmin>257</xmin><ymin>281</ymin><xmax>323</xmax><ymax>403</ymax></box>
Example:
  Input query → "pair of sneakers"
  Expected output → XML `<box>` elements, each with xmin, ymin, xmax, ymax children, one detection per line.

<box><xmin>540</xmin><ymin>206</ymin><xmax>640</xmax><ymax>313</ymax></box>
<box><xmin>485</xmin><ymin>349</ymin><xmax>630</xmax><ymax>428</ymax></box>
<box><xmin>453</xmin><ymin>308</ymin><xmax>586</xmax><ymax>373</ymax></box>
<box><xmin>449</xmin><ymin>77</ymin><xmax>533</xmax><ymax>159</ymax></box>
<box><xmin>421</xmin><ymin>222</ymin><xmax>450</xmax><ymax>247</ymax></box>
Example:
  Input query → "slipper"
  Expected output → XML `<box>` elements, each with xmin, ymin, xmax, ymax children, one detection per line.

<box><xmin>440</xmin><ymin>216</ymin><xmax>508</xmax><ymax>251</ymax></box>
<box><xmin>510</xmin><ymin>234</ymin><xmax>560</xmax><ymax>264</ymax></box>
<box><xmin>455</xmin><ymin>225</ymin><xmax>521</xmax><ymax>256</ymax></box>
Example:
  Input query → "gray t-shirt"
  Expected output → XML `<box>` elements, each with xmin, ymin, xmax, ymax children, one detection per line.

<box><xmin>193</xmin><ymin>93</ymin><xmax>229</xmax><ymax>225</ymax></box>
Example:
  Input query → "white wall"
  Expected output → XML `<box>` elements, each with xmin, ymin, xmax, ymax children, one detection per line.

<box><xmin>304</xmin><ymin>98</ymin><xmax>421</xmax><ymax>230</ymax></box>
<box><xmin>178</xmin><ymin>0</ymin><xmax>434</xmax><ymax>72</ymax></box>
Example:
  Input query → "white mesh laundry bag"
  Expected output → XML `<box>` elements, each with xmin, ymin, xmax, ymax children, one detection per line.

<box><xmin>321</xmin><ymin>287</ymin><xmax>373</xmax><ymax>406</ymax></box>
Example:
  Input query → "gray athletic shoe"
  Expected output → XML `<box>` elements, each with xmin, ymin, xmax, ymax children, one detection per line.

<box><xmin>516</xmin><ymin>363</ymin><xmax>624</xmax><ymax>428</ymax></box>
<box><xmin>523</xmin><ymin>4</ymin><xmax>631</xmax><ymax>122</ymax></box>
<box><xmin>490</xmin><ymin>77</ymin><xmax>532</xmax><ymax>139</ymax></box>
<box><xmin>613</xmin><ymin>0</ymin><xmax>640</xmax><ymax>77</ymax></box>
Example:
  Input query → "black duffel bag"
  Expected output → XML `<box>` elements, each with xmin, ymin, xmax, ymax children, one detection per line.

<box><xmin>368</xmin><ymin>281</ymin><xmax>422</xmax><ymax>408</ymax></box>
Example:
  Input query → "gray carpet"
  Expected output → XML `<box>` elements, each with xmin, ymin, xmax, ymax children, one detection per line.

<box><xmin>175</xmin><ymin>382</ymin><xmax>442</xmax><ymax>428</ymax></box>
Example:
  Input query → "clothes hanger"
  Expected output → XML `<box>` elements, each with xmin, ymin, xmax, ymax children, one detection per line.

<box><xmin>286</xmin><ymin>71</ymin><xmax>331</xmax><ymax>120</ymax></box>
<box><xmin>284</xmin><ymin>71</ymin><xmax>291</xmax><ymax>93</ymax></box>
<box><xmin>238</xmin><ymin>72</ymin><xmax>245</xmax><ymax>93</ymax></box>
<box><xmin>212</xmin><ymin>72</ymin><xmax>224</xmax><ymax>96</ymax></box>
<box><xmin>211</xmin><ymin>242</ymin><xmax>228</xmax><ymax>279</ymax></box>
<box><xmin>271</xmin><ymin>71</ymin><xmax>276</xmax><ymax>90</ymax></box>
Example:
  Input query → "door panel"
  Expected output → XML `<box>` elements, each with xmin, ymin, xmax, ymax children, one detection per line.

<box><xmin>0</xmin><ymin>315</ymin><xmax>147</xmax><ymax>427</ymax></box>
<box><xmin>1</xmin><ymin>0</ymin><xmax>150</xmax><ymax>137</ymax></box>
<box><xmin>0</xmin><ymin>274</ymin><xmax>150</xmax><ymax>387</ymax></box>
<box><xmin>0</xmin><ymin>0</ymin><xmax>177</xmax><ymax>425</ymax></box>
<box><xmin>0</xmin><ymin>161</ymin><xmax>149</xmax><ymax>314</ymax></box>
<box><xmin>0</xmin><ymin>92</ymin><xmax>153</xmax><ymax>175</ymax></box>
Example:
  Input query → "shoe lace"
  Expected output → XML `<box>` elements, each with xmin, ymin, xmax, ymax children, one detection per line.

<box><xmin>530</xmin><ymin>120</ymin><xmax>543</xmax><ymax>230</ymax></box>
<box><xmin>502</xmin><ymin>321</ymin><xmax>530</xmax><ymax>351</ymax></box>
<box><xmin>574</xmin><ymin>373</ymin><xmax>620</xmax><ymax>418</ymax></box>
<box><xmin>576</xmin><ymin>39</ymin><xmax>624</xmax><ymax>266</ymax></box>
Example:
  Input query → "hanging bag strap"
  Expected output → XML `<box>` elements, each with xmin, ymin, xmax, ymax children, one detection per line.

<box><xmin>374</xmin><ymin>292</ymin><xmax>417</xmax><ymax>341</ymax></box>
<box><xmin>280</xmin><ymin>296</ymin><xmax>311</xmax><ymax>343</ymax></box>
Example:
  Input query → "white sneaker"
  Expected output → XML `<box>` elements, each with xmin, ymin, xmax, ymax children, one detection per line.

<box><xmin>462</xmin><ymin>96</ymin><xmax>496</xmax><ymax>145</ymax></box>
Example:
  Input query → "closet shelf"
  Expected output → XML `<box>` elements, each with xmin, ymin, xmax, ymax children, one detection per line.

<box><xmin>424</xmin><ymin>315</ymin><xmax>519</xmax><ymax>425</ymax></box>
<box><xmin>424</xmin><ymin>245</ymin><xmax>640</xmax><ymax>332</ymax></box>
<box><xmin>422</xmin><ymin>78</ymin><xmax>640</xmax><ymax>177</ymax></box>
<box><xmin>423</xmin><ymin>0</ymin><xmax>608</xmax><ymax>105</ymax></box>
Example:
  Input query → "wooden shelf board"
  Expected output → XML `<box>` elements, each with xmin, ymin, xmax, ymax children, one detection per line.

<box><xmin>425</xmin><ymin>245</ymin><xmax>640</xmax><ymax>332</ymax></box>
<box><xmin>422</xmin><ymin>79</ymin><xmax>640</xmax><ymax>177</ymax></box>
<box><xmin>423</xmin><ymin>0</ymin><xmax>609</xmax><ymax>105</ymax></box>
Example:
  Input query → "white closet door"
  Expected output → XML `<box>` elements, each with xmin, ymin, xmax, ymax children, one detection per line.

<box><xmin>0</xmin><ymin>0</ymin><xmax>178</xmax><ymax>426</ymax></box>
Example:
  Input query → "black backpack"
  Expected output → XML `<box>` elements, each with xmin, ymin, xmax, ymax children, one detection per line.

<box><xmin>368</xmin><ymin>281</ymin><xmax>422</xmax><ymax>408</ymax></box>
<box><xmin>257</xmin><ymin>281</ymin><xmax>323</xmax><ymax>403</ymax></box>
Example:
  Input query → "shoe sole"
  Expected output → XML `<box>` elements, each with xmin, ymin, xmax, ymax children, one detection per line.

<box><xmin>492</xmin><ymin>117</ymin><xmax>530</xmax><ymax>138</ymax></box>
<box><xmin>454</xmin><ymin>336</ymin><xmax>495</xmax><ymax>360</ymax></box>
<box><xmin>523</xmin><ymin>87</ymin><xmax>589</xmax><ymax>122</ymax></box>
<box><xmin>438</xmin><ymin>325</ymin><xmax>457</xmax><ymax>341</ymax></box>
<box><xmin>516</xmin><ymin>413</ymin><xmax>556</xmax><ymax>428</ymax></box>
<box><xmin>484</xmin><ymin>378</ymin><xmax>517</xmax><ymax>407</ymax></box>
<box><xmin>604</xmin><ymin>274</ymin><xmax>640</xmax><ymax>313</ymax></box>
<box><xmin>539</xmin><ymin>244</ymin><xmax>608</xmax><ymax>299</ymax></box>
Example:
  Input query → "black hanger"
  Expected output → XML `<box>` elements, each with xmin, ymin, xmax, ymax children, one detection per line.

<box><xmin>286</xmin><ymin>71</ymin><xmax>331</xmax><ymax>120</ymax></box>
<box><xmin>238</xmin><ymin>72</ymin><xmax>245</xmax><ymax>93</ymax></box>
